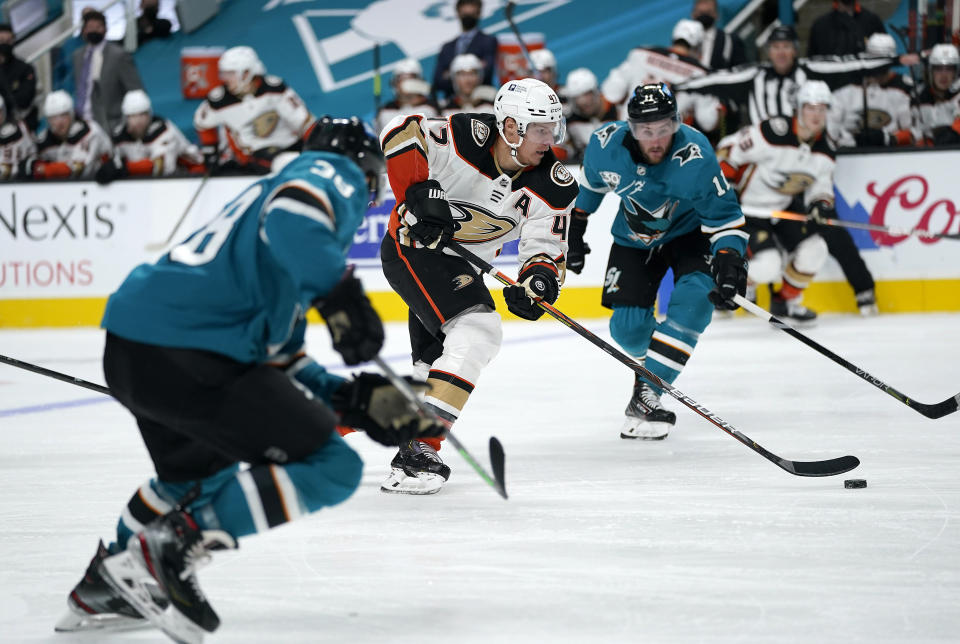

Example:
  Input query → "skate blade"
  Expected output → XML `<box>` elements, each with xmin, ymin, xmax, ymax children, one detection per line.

<box><xmin>620</xmin><ymin>418</ymin><xmax>671</xmax><ymax>440</ymax></box>
<box><xmin>54</xmin><ymin>608</ymin><xmax>150</xmax><ymax>633</ymax></box>
<box><xmin>380</xmin><ymin>468</ymin><xmax>444</xmax><ymax>495</ymax></box>
<box><xmin>99</xmin><ymin>550</ymin><xmax>206</xmax><ymax>644</ymax></box>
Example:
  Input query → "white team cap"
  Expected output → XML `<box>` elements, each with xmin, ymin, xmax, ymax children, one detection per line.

<box><xmin>563</xmin><ymin>67</ymin><xmax>598</xmax><ymax>98</ymax></box>
<box><xmin>393</xmin><ymin>58</ymin><xmax>423</xmax><ymax>78</ymax></box>
<box><xmin>796</xmin><ymin>79</ymin><xmax>832</xmax><ymax>107</ymax></box>
<box><xmin>530</xmin><ymin>48</ymin><xmax>556</xmax><ymax>71</ymax></box>
<box><xmin>121</xmin><ymin>89</ymin><xmax>152</xmax><ymax>116</ymax></box>
<box><xmin>672</xmin><ymin>19</ymin><xmax>704</xmax><ymax>48</ymax></box>
<box><xmin>865</xmin><ymin>33</ymin><xmax>897</xmax><ymax>58</ymax></box>
<box><xmin>44</xmin><ymin>90</ymin><xmax>74</xmax><ymax>118</ymax></box>
<box><xmin>450</xmin><ymin>53</ymin><xmax>484</xmax><ymax>75</ymax></box>
<box><xmin>929</xmin><ymin>43</ymin><xmax>960</xmax><ymax>67</ymax></box>
<box><xmin>218</xmin><ymin>45</ymin><xmax>266</xmax><ymax>77</ymax></box>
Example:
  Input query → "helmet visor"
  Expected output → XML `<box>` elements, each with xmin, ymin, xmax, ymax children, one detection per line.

<box><xmin>522</xmin><ymin>118</ymin><xmax>566</xmax><ymax>145</ymax></box>
<box><xmin>629</xmin><ymin>117</ymin><xmax>679</xmax><ymax>142</ymax></box>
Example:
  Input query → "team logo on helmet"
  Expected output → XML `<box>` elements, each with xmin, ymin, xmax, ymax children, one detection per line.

<box><xmin>599</xmin><ymin>171</ymin><xmax>621</xmax><ymax>190</ymax></box>
<box><xmin>551</xmin><ymin>161</ymin><xmax>574</xmax><ymax>186</ymax></box>
<box><xmin>671</xmin><ymin>142</ymin><xmax>703</xmax><ymax>167</ymax></box>
<box><xmin>451</xmin><ymin>274</ymin><xmax>475</xmax><ymax>291</ymax></box>
<box><xmin>449</xmin><ymin>201</ymin><xmax>517</xmax><ymax>243</ymax></box>
<box><xmin>770</xmin><ymin>171</ymin><xmax>815</xmax><ymax>195</ymax></box>
<box><xmin>471</xmin><ymin>118</ymin><xmax>491</xmax><ymax>146</ymax></box>
<box><xmin>253</xmin><ymin>111</ymin><xmax>280</xmax><ymax>137</ymax></box>
<box><xmin>623</xmin><ymin>197</ymin><xmax>678</xmax><ymax>243</ymax></box>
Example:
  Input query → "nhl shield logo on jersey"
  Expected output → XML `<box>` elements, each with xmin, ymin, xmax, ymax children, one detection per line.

<box><xmin>471</xmin><ymin>118</ymin><xmax>491</xmax><ymax>146</ymax></box>
<box><xmin>671</xmin><ymin>142</ymin><xmax>703</xmax><ymax>167</ymax></box>
<box><xmin>449</xmin><ymin>201</ymin><xmax>517</xmax><ymax>243</ymax></box>
<box><xmin>771</xmin><ymin>171</ymin><xmax>816</xmax><ymax>195</ymax></box>
<box><xmin>599</xmin><ymin>171</ymin><xmax>621</xmax><ymax>190</ymax></box>
<box><xmin>253</xmin><ymin>111</ymin><xmax>280</xmax><ymax>138</ymax></box>
<box><xmin>551</xmin><ymin>161</ymin><xmax>574</xmax><ymax>186</ymax></box>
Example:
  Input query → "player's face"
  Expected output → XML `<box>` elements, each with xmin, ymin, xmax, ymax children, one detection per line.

<box><xmin>49</xmin><ymin>113</ymin><xmax>72</xmax><ymax>138</ymax></box>
<box><xmin>768</xmin><ymin>41</ymin><xmax>796</xmax><ymax>74</ymax></box>
<box><xmin>931</xmin><ymin>65</ymin><xmax>957</xmax><ymax>91</ymax></box>
<box><xmin>454</xmin><ymin>70</ymin><xmax>480</xmax><ymax>97</ymax></box>
<box><xmin>517</xmin><ymin>122</ymin><xmax>558</xmax><ymax>165</ymax></box>
<box><xmin>126</xmin><ymin>112</ymin><xmax>150</xmax><ymax>138</ymax></box>
<box><xmin>220</xmin><ymin>70</ymin><xmax>249</xmax><ymax>95</ymax></box>
<box><xmin>630</xmin><ymin>118</ymin><xmax>677</xmax><ymax>164</ymax></box>
<box><xmin>574</xmin><ymin>90</ymin><xmax>599</xmax><ymax>115</ymax></box>
<box><xmin>539</xmin><ymin>67</ymin><xmax>557</xmax><ymax>88</ymax></box>
<box><xmin>800</xmin><ymin>103</ymin><xmax>827</xmax><ymax>134</ymax></box>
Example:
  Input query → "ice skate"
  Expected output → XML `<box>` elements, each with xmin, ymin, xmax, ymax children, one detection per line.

<box><xmin>620</xmin><ymin>375</ymin><xmax>676</xmax><ymax>440</ymax></box>
<box><xmin>54</xmin><ymin>539</ymin><xmax>153</xmax><ymax>633</ymax></box>
<box><xmin>856</xmin><ymin>289</ymin><xmax>879</xmax><ymax>316</ymax></box>
<box><xmin>770</xmin><ymin>293</ymin><xmax>817</xmax><ymax>325</ymax></box>
<box><xmin>381</xmin><ymin>439</ymin><xmax>451</xmax><ymax>495</ymax></box>
<box><xmin>100</xmin><ymin>510</ymin><xmax>236</xmax><ymax>644</ymax></box>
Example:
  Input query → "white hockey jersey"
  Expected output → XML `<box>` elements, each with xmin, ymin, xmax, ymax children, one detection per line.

<box><xmin>193</xmin><ymin>75</ymin><xmax>312</xmax><ymax>163</ymax></box>
<box><xmin>34</xmin><ymin>118</ymin><xmax>112</xmax><ymax>179</ymax></box>
<box><xmin>830</xmin><ymin>74</ymin><xmax>915</xmax><ymax>146</ymax></box>
<box><xmin>912</xmin><ymin>80</ymin><xmax>960</xmax><ymax>143</ymax></box>
<box><xmin>112</xmin><ymin>116</ymin><xmax>203</xmax><ymax>176</ymax></box>
<box><xmin>0</xmin><ymin>120</ymin><xmax>36</xmax><ymax>180</ymax></box>
<box><xmin>380</xmin><ymin>112</ymin><xmax>578</xmax><ymax>278</ymax></box>
<box><xmin>717</xmin><ymin>116</ymin><xmax>837</xmax><ymax>216</ymax></box>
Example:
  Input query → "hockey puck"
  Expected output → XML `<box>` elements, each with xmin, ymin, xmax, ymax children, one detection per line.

<box><xmin>844</xmin><ymin>479</ymin><xmax>867</xmax><ymax>489</ymax></box>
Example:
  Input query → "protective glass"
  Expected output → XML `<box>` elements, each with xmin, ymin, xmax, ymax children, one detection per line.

<box><xmin>522</xmin><ymin>119</ymin><xmax>566</xmax><ymax>145</ymax></box>
<box><xmin>629</xmin><ymin>118</ymin><xmax>679</xmax><ymax>142</ymax></box>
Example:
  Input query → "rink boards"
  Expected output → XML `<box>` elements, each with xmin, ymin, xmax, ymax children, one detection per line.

<box><xmin>1</xmin><ymin>148</ymin><xmax>958</xmax><ymax>327</ymax></box>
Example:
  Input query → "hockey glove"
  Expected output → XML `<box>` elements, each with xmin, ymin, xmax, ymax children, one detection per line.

<box><xmin>332</xmin><ymin>373</ymin><xmax>446</xmax><ymax>446</ymax></box>
<box><xmin>807</xmin><ymin>199</ymin><xmax>836</xmax><ymax>224</ymax></box>
<box><xmin>503</xmin><ymin>264</ymin><xmax>559</xmax><ymax>321</ymax></box>
<box><xmin>566</xmin><ymin>209</ymin><xmax>591</xmax><ymax>275</ymax></box>
<box><xmin>95</xmin><ymin>156</ymin><xmax>128</xmax><ymax>185</ymax></box>
<box><xmin>314</xmin><ymin>268</ymin><xmax>385</xmax><ymax>366</ymax></box>
<box><xmin>708</xmin><ymin>248</ymin><xmax>748</xmax><ymax>311</ymax></box>
<box><xmin>854</xmin><ymin>128</ymin><xmax>888</xmax><ymax>148</ymax></box>
<box><xmin>403</xmin><ymin>179</ymin><xmax>454</xmax><ymax>249</ymax></box>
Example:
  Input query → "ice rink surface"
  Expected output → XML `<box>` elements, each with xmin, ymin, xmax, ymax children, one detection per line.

<box><xmin>1</xmin><ymin>311</ymin><xmax>959</xmax><ymax>643</ymax></box>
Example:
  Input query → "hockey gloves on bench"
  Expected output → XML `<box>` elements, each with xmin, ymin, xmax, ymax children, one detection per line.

<box><xmin>332</xmin><ymin>373</ymin><xmax>446</xmax><ymax>446</ymax></box>
<box><xmin>403</xmin><ymin>179</ymin><xmax>455</xmax><ymax>249</ymax></box>
<box><xmin>566</xmin><ymin>209</ymin><xmax>591</xmax><ymax>274</ymax></box>
<box><xmin>315</xmin><ymin>268</ymin><xmax>384</xmax><ymax>365</ymax></box>
<box><xmin>709</xmin><ymin>248</ymin><xmax>748</xmax><ymax>311</ymax></box>
<box><xmin>504</xmin><ymin>264</ymin><xmax>559</xmax><ymax>321</ymax></box>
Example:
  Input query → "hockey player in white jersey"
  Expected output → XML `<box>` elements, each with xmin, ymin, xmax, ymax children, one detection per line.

<box><xmin>193</xmin><ymin>46</ymin><xmax>315</xmax><ymax>175</ymax></box>
<box><xmin>716</xmin><ymin>80</ymin><xmax>836</xmax><ymax>323</ymax></box>
<box><xmin>913</xmin><ymin>43</ymin><xmax>960</xmax><ymax>145</ymax></box>
<box><xmin>374</xmin><ymin>58</ymin><xmax>438</xmax><ymax>134</ymax></box>
<box><xmin>439</xmin><ymin>53</ymin><xmax>496</xmax><ymax>117</ymax></box>
<box><xmin>96</xmin><ymin>89</ymin><xmax>204</xmax><ymax>184</ymax></box>
<box><xmin>562</xmin><ymin>68</ymin><xmax>619</xmax><ymax>163</ymax></box>
<box><xmin>378</xmin><ymin>78</ymin><xmax>578</xmax><ymax>494</ymax></box>
<box><xmin>0</xmin><ymin>94</ymin><xmax>36</xmax><ymax>180</ymax></box>
<box><xmin>21</xmin><ymin>90</ymin><xmax>111</xmax><ymax>180</ymax></box>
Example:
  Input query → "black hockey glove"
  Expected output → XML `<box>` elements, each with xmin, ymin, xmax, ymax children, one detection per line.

<box><xmin>566</xmin><ymin>208</ymin><xmax>591</xmax><ymax>275</ymax></box>
<box><xmin>708</xmin><ymin>248</ymin><xmax>748</xmax><ymax>311</ymax></box>
<box><xmin>504</xmin><ymin>264</ymin><xmax>559</xmax><ymax>321</ymax></box>
<box><xmin>95</xmin><ymin>156</ymin><xmax>128</xmax><ymax>185</ymax></box>
<box><xmin>332</xmin><ymin>373</ymin><xmax>446</xmax><ymax>446</ymax></box>
<box><xmin>314</xmin><ymin>268</ymin><xmax>385</xmax><ymax>366</ymax></box>
<box><xmin>807</xmin><ymin>199</ymin><xmax>836</xmax><ymax>224</ymax></box>
<box><xmin>403</xmin><ymin>179</ymin><xmax>454</xmax><ymax>249</ymax></box>
<box><xmin>854</xmin><ymin>128</ymin><xmax>888</xmax><ymax>148</ymax></box>
<box><xmin>932</xmin><ymin>125</ymin><xmax>960</xmax><ymax>146</ymax></box>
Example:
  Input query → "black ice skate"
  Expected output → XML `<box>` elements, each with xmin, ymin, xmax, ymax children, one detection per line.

<box><xmin>620</xmin><ymin>375</ymin><xmax>676</xmax><ymax>440</ymax></box>
<box><xmin>100</xmin><ymin>510</ymin><xmax>236</xmax><ymax>644</ymax></box>
<box><xmin>770</xmin><ymin>293</ymin><xmax>818</xmax><ymax>325</ymax></box>
<box><xmin>855</xmin><ymin>289</ymin><xmax>879</xmax><ymax>316</ymax></box>
<box><xmin>54</xmin><ymin>539</ymin><xmax>153</xmax><ymax>633</ymax></box>
<box><xmin>381</xmin><ymin>439</ymin><xmax>451</xmax><ymax>495</ymax></box>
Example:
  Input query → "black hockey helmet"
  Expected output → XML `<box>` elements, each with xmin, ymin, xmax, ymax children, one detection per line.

<box><xmin>305</xmin><ymin>115</ymin><xmax>385</xmax><ymax>204</ymax></box>
<box><xmin>767</xmin><ymin>25</ymin><xmax>798</xmax><ymax>48</ymax></box>
<box><xmin>627</xmin><ymin>83</ymin><xmax>679</xmax><ymax>124</ymax></box>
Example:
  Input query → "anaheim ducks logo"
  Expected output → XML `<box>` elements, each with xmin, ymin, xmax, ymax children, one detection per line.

<box><xmin>864</xmin><ymin>109</ymin><xmax>892</xmax><ymax>130</ymax></box>
<box><xmin>451</xmin><ymin>274</ymin><xmax>474</xmax><ymax>290</ymax></box>
<box><xmin>471</xmin><ymin>118</ymin><xmax>490</xmax><ymax>146</ymax></box>
<box><xmin>769</xmin><ymin>171</ymin><xmax>815</xmax><ymax>195</ymax></box>
<box><xmin>252</xmin><ymin>111</ymin><xmax>280</xmax><ymax>137</ymax></box>
<box><xmin>449</xmin><ymin>200</ymin><xmax>516</xmax><ymax>243</ymax></box>
<box><xmin>551</xmin><ymin>161</ymin><xmax>574</xmax><ymax>186</ymax></box>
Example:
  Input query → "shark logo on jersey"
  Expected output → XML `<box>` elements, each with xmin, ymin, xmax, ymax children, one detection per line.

<box><xmin>623</xmin><ymin>196</ymin><xmax>678</xmax><ymax>243</ymax></box>
<box><xmin>599</xmin><ymin>171</ymin><xmax>621</xmax><ymax>190</ymax></box>
<box><xmin>594</xmin><ymin>123</ymin><xmax>620</xmax><ymax>149</ymax></box>
<box><xmin>769</xmin><ymin>171</ymin><xmax>816</xmax><ymax>195</ymax></box>
<box><xmin>449</xmin><ymin>200</ymin><xmax>516</xmax><ymax>243</ymax></box>
<box><xmin>471</xmin><ymin>118</ymin><xmax>491</xmax><ymax>146</ymax></box>
<box><xmin>253</xmin><ymin>111</ymin><xmax>280</xmax><ymax>138</ymax></box>
<box><xmin>452</xmin><ymin>274</ymin><xmax>475</xmax><ymax>291</ymax></box>
<box><xmin>671</xmin><ymin>142</ymin><xmax>703</xmax><ymax>167</ymax></box>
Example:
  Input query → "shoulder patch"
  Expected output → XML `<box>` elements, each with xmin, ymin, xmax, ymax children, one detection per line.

<box><xmin>594</xmin><ymin>122</ymin><xmax>620</xmax><ymax>149</ymax></box>
<box><xmin>471</xmin><ymin>118</ymin><xmax>490</xmax><ymax>146</ymax></box>
<box><xmin>551</xmin><ymin>161</ymin><xmax>575</xmax><ymax>186</ymax></box>
<box><xmin>207</xmin><ymin>86</ymin><xmax>225</xmax><ymax>102</ymax></box>
<box><xmin>670</xmin><ymin>142</ymin><xmax>703</xmax><ymax>167</ymax></box>
<box><xmin>264</xmin><ymin>75</ymin><xmax>284</xmax><ymax>86</ymax></box>
<box><xmin>0</xmin><ymin>122</ymin><xmax>18</xmax><ymax>139</ymax></box>
<box><xmin>769</xmin><ymin>117</ymin><xmax>789</xmax><ymax>137</ymax></box>
<box><xmin>598</xmin><ymin>170</ymin><xmax>621</xmax><ymax>190</ymax></box>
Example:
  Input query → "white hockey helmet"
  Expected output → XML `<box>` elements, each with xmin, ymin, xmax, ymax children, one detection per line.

<box><xmin>530</xmin><ymin>47</ymin><xmax>556</xmax><ymax>71</ymax></box>
<box><xmin>450</xmin><ymin>53</ymin><xmax>484</xmax><ymax>75</ymax></box>
<box><xmin>44</xmin><ymin>90</ymin><xmax>74</xmax><ymax>118</ymax></box>
<box><xmin>393</xmin><ymin>57</ymin><xmax>423</xmax><ymax>78</ymax></box>
<box><xmin>121</xmin><ymin>89</ymin><xmax>152</xmax><ymax>116</ymax></box>
<box><xmin>218</xmin><ymin>46</ymin><xmax>265</xmax><ymax>78</ymax></box>
<box><xmin>563</xmin><ymin>67</ymin><xmax>598</xmax><ymax>98</ymax></box>
<box><xmin>795</xmin><ymin>79</ymin><xmax>832</xmax><ymax>108</ymax></box>
<box><xmin>494</xmin><ymin>77</ymin><xmax>566</xmax><ymax>156</ymax></box>
<box><xmin>929</xmin><ymin>43</ymin><xmax>960</xmax><ymax>67</ymax></box>
<box><xmin>865</xmin><ymin>33</ymin><xmax>897</xmax><ymax>58</ymax></box>
<box><xmin>672</xmin><ymin>19</ymin><xmax>705</xmax><ymax>48</ymax></box>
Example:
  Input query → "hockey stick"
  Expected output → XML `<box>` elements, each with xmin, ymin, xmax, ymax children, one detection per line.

<box><xmin>766</xmin><ymin>209</ymin><xmax>960</xmax><ymax>241</ymax></box>
<box><xmin>733</xmin><ymin>294</ymin><xmax>960</xmax><ymax>419</ymax></box>
<box><xmin>373</xmin><ymin>43</ymin><xmax>382</xmax><ymax>115</ymax></box>
<box><xmin>373</xmin><ymin>357</ymin><xmax>507</xmax><ymax>499</ymax></box>
<box><xmin>504</xmin><ymin>1</ymin><xmax>541</xmax><ymax>80</ymax></box>
<box><xmin>0</xmin><ymin>352</ymin><xmax>111</xmax><ymax>396</ymax></box>
<box><xmin>145</xmin><ymin>174</ymin><xmax>210</xmax><ymax>252</ymax></box>
<box><xmin>445</xmin><ymin>242</ymin><xmax>860</xmax><ymax>477</ymax></box>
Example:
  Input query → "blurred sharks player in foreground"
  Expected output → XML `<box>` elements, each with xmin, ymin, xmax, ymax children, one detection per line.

<box><xmin>55</xmin><ymin>117</ymin><xmax>444</xmax><ymax>643</ymax></box>
<box><xmin>568</xmin><ymin>83</ymin><xmax>748</xmax><ymax>440</ymax></box>
<box><xmin>379</xmin><ymin>78</ymin><xmax>578</xmax><ymax>494</ymax></box>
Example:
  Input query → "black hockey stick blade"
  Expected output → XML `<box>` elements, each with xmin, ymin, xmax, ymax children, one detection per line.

<box><xmin>778</xmin><ymin>455</ymin><xmax>861</xmax><ymax>477</ymax></box>
<box><xmin>734</xmin><ymin>295</ymin><xmax>960</xmax><ymax>419</ymax></box>
<box><xmin>489</xmin><ymin>437</ymin><xmax>507</xmax><ymax>494</ymax></box>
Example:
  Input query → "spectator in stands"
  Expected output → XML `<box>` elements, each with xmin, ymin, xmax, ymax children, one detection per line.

<box><xmin>21</xmin><ymin>90</ymin><xmax>112</xmax><ymax>180</ymax></box>
<box><xmin>807</xmin><ymin>0</ymin><xmax>886</xmax><ymax>57</ymax></box>
<box><xmin>96</xmin><ymin>89</ymin><xmax>203</xmax><ymax>184</ymax></box>
<box><xmin>73</xmin><ymin>10</ymin><xmax>144</xmax><ymax>133</ymax></box>
<box><xmin>0</xmin><ymin>23</ymin><xmax>38</xmax><ymax>131</ymax></box>
<box><xmin>831</xmin><ymin>33</ymin><xmax>915</xmax><ymax>148</ymax></box>
<box><xmin>0</xmin><ymin>94</ymin><xmax>36</xmax><ymax>180</ymax></box>
<box><xmin>439</xmin><ymin>53</ymin><xmax>496</xmax><ymax>117</ymax></box>
<box><xmin>913</xmin><ymin>43</ymin><xmax>960</xmax><ymax>145</ymax></box>
<box><xmin>137</xmin><ymin>0</ymin><xmax>172</xmax><ymax>46</ymax></box>
<box><xmin>374</xmin><ymin>58</ymin><xmax>438</xmax><ymax>133</ymax></box>
<box><xmin>691</xmin><ymin>0</ymin><xmax>748</xmax><ymax>70</ymax></box>
<box><xmin>530</xmin><ymin>48</ymin><xmax>560</xmax><ymax>93</ymax></box>
<box><xmin>52</xmin><ymin>7</ymin><xmax>97</xmax><ymax>99</ymax></box>
<box><xmin>194</xmin><ymin>45</ymin><xmax>315</xmax><ymax>175</ymax></box>
<box><xmin>562</xmin><ymin>67</ymin><xmax>617</xmax><ymax>163</ymax></box>
<box><xmin>432</xmin><ymin>0</ymin><xmax>497</xmax><ymax>100</ymax></box>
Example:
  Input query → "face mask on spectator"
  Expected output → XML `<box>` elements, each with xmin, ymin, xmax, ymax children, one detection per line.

<box><xmin>143</xmin><ymin>7</ymin><xmax>158</xmax><ymax>19</ymax></box>
<box><xmin>460</xmin><ymin>15</ymin><xmax>478</xmax><ymax>30</ymax></box>
<box><xmin>695</xmin><ymin>14</ymin><xmax>715</xmax><ymax>29</ymax></box>
<box><xmin>85</xmin><ymin>31</ymin><xmax>105</xmax><ymax>45</ymax></box>
<box><xmin>0</xmin><ymin>43</ymin><xmax>12</xmax><ymax>59</ymax></box>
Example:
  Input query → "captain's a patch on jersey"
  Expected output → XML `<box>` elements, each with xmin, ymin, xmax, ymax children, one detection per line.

<box><xmin>551</xmin><ymin>161</ymin><xmax>574</xmax><ymax>186</ymax></box>
<box><xmin>471</xmin><ymin>118</ymin><xmax>490</xmax><ymax>146</ymax></box>
<box><xmin>671</xmin><ymin>142</ymin><xmax>703</xmax><ymax>167</ymax></box>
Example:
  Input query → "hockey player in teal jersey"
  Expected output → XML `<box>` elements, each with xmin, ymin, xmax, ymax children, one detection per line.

<box><xmin>568</xmin><ymin>83</ymin><xmax>748</xmax><ymax>440</ymax></box>
<box><xmin>55</xmin><ymin>117</ymin><xmax>445</xmax><ymax>643</ymax></box>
